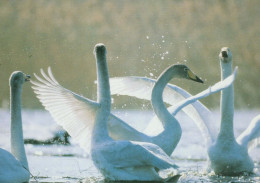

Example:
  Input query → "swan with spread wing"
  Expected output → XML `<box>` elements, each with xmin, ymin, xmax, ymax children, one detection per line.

<box><xmin>0</xmin><ymin>72</ymin><xmax>30</xmax><ymax>183</ymax></box>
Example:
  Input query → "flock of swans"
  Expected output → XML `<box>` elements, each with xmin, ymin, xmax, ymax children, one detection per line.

<box><xmin>0</xmin><ymin>43</ymin><xmax>259</xmax><ymax>182</ymax></box>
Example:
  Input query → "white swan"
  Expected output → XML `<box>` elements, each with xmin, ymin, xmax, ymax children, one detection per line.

<box><xmin>109</xmin><ymin>47</ymin><xmax>260</xmax><ymax>175</ymax></box>
<box><xmin>208</xmin><ymin>47</ymin><xmax>259</xmax><ymax>175</ymax></box>
<box><xmin>0</xmin><ymin>71</ymin><xmax>30</xmax><ymax>183</ymax></box>
<box><xmin>32</xmin><ymin>43</ymin><xmax>180</xmax><ymax>181</ymax></box>
<box><xmin>30</xmin><ymin>59</ymin><xmax>237</xmax><ymax>158</ymax></box>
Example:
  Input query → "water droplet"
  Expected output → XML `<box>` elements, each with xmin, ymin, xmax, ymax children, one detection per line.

<box><xmin>149</xmin><ymin>73</ymin><xmax>154</xmax><ymax>76</ymax></box>
<box><xmin>165</xmin><ymin>51</ymin><xmax>169</xmax><ymax>54</ymax></box>
<box><xmin>146</xmin><ymin>36</ymin><xmax>149</xmax><ymax>39</ymax></box>
<box><xmin>162</xmin><ymin>40</ymin><xmax>165</xmax><ymax>43</ymax></box>
<box><xmin>184</xmin><ymin>59</ymin><xmax>187</xmax><ymax>62</ymax></box>
<box><xmin>111</xmin><ymin>98</ymin><xmax>114</xmax><ymax>104</ymax></box>
<box><xmin>185</xmin><ymin>40</ymin><xmax>188</xmax><ymax>43</ymax></box>
<box><xmin>161</xmin><ymin>56</ymin><xmax>164</xmax><ymax>60</ymax></box>
<box><xmin>162</xmin><ymin>35</ymin><xmax>164</xmax><ymax>38</ymax></box>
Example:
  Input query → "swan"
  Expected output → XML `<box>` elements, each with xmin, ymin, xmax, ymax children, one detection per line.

<box><xmin>109</xmin><ymin>47</ymin><xmax>260</xmax><ymax>175</ymax></box>
<box><xmin>30</xmin><ymin>57</ymin><xmax>237</xmax><ymax>158</ymax></box>
<box><xmin>208</xmin><ymin>47</ymin><xmax>259</xmax><ymax>175</ymax></box>
<box><xmin>32</xmin><ymin>43</ymin><xmax>181</xmax><ymax>181</ymax></box>
<box><xmin>0</xmin><ymin>71</ymin><xmax>30</xmax><ymax>183</ymax></box>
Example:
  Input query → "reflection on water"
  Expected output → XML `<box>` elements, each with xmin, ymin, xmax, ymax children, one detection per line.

<box><xmin>0</xmin><ymin>109</ymin><xmax>260</xmax><ymax>182</ymax></box>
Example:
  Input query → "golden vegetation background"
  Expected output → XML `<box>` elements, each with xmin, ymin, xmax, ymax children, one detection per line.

<box><xmin>0</xmin><ymin>0</ymin><xmax>259</xmax><ymax>109</ymax></box>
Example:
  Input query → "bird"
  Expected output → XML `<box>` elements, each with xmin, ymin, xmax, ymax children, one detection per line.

<box><xmin>0</xmin><ymin>71</ymin><xmax>30</xmax><ymax>183</ymax></box>
<box><xmin>109</xmin><ymin>47</ymin><xmax>260</xmax><ymax>176</ymax></box>
<box><xmin>32</xmin><ymin>43</ymin><xmax>180</xmax><ymax>181</ymax></box>
<box><xmin>207</xmin><ymin>47</ymin><xmax>260</xmax><ymax>175</ymax></box>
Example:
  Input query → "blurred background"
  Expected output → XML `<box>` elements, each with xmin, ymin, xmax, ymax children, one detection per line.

<box><xmin>0</xmin><ymin>0</ymin><xmax>259</xmax><ymax>110</ymax></box>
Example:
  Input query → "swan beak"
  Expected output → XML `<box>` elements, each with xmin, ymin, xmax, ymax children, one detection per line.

<box><xmin>25</xmin><ymin>74</ymin><xmax>31</xmax><ymax>82</ymax></box>
<box><xmin>221</xmin><ymin>50</ymin><xmax>228</xmax><ymax>58</ymax></box>
<box><xmin>187</xmin><ymin>70</ymin><xmax>204</xmax><ymax>83</ymax></box>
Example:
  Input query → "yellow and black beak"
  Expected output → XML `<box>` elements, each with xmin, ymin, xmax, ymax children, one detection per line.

<box><xmin>187</xmin><ymin>69</ymin><xmax>204</xmax><ymax>83</ymax></box>
<box><xmin>24</xmin><ymin>74</ymin><xmax>31</xmax><ymax>82</ymax></box>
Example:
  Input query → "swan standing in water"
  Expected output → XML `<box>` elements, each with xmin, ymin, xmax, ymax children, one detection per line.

<box><xmin>208</xmin><ymin>47</ymin><xmax>259</xmax><ymax>175</ymax></box>
<box><xmin>0</xmin><ymin>71</ymin><xmax>30</xmax><ymax>183</ymax></box>
<box><xmin>110</xmin><ymin>47</ymin><xmax>260</xmax><ymax>175</ymax></box>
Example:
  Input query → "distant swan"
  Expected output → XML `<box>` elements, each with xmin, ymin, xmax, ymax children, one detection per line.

<box><xmin>31</xmin><ymin>58</ymin><xmax>237</xmax><ymax>158</ymax></box>
<box><xmin>109</xmin><ymin>47</ymin><xmax>260</xmax><ymax>175</ymax></box>
<box><xmin>0</xmin><ymin>71</ymin><xmax>30</xmax><ymax>183</ymax></box>
<box><xmin>32</xmin><ymin>43</ymin><xmax>180</xmax><ymax>181</ymax></box>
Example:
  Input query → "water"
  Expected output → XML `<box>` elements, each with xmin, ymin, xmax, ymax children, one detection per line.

<box><xmin>0</xmin><ymin>109</ymin><xmax>260</xmax><ymax>182</ymax></box>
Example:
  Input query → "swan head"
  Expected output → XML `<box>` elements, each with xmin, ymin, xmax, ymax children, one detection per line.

<box><xmin>168</xmin><ymin>64</ymin><xmax>204</xmax><ymax>83</ymax></box>
<box><xmin>219</xmin><ymin>47</ymin><xmax>232</xmax><ymax>63</ymax></box>
<box><xmin>94</xmin><ymin>43</ymin><xmax>107</xmax><ymax>60</ymax></box>
<box><xmin>9</xmin><ymin>71</ymin><xmax>31</xmax><ymax>88</ymax></box>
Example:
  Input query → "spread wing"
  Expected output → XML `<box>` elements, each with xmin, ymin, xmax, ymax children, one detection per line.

<box><xmin>110</xmin><ymin>76</ymin><xmax>214</xmax><ymax>143</ymax></box>
<box><xmin>237</xmin><ymin>114</ymin><xmax>260</xmax><ymax>151</ymax></box>
<box><xmin>31</xmin><ymin>67</ymin><xmax>100</xmax><ymax>152</ymax></box>
<box><xmin>31</xmin><ymin>68</ymin><xmax>151</xmax><ymax>153</ymax></box>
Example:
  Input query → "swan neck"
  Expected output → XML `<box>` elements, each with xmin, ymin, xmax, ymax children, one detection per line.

<box><xmin>152</xmin><ymin>70</ymin><xmax>179</xmax><ymax>128</ymax></box>
<box><xmin>219</xmin><ymin>61</ymin><xmax>235</xmax><ymax>139</ymax></box>
<box><xmin>96</xmin><ymin>55</ymin><xmax>111</xmax><ymax>106</ymax></box>
<box><xmin>10</xmin><ymin>86</ymin><xmax>29</xmax><ymax>170</ymax></box>
<box><xmin>92</xmin><ymin>52</ymin><xmax>111</xmax><ymax>144</ymax></box>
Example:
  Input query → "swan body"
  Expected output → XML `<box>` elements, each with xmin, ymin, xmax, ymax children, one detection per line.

<box><xmin>109</xmin><ymin>47</ymin><xmax>260</xmax><ymax>175</ymax></box>
<box><xmin>0</xmin><ymin>71</ymin><xmax>30</xmax><ymax>183</ymax></box>
<box><xmin>32</xmin><ymin>43</ymin><xmax>180</xmax><ymax>181</ymax></box>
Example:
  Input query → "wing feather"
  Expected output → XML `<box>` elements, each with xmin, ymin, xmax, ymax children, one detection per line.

<box><xmin>32</xmin><ymin>68</ymin><xmax>152</xmax><ymax>153</ymax></box>
<box><xmin>237</xmin><ymin>114</ymin><xmax>260</xmax><ymax>150</ymax></box>
<box><xmin>31</xmin><ymin>68</ymin><xmax>100</xmax><ymax>152</ymax></box>
<box><xmin>110</xmin><ymin>76</ymin><xmax>215</xmax><ymax>144</ymax></box>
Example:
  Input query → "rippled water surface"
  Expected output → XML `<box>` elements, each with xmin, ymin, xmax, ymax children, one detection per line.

<box><xmin>0</xmin><ymin>109</ymin><xmax>260</xmax><ymax>182</ymax></box>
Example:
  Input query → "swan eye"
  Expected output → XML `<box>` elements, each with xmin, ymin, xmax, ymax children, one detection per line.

<box><xmin>184</xmin><ymin>68</ymin><xmax>188</xmax><ymax>71</ymax></box>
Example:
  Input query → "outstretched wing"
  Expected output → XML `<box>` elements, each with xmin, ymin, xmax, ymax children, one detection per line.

<box><xmin>31</xmin><ymin>67</ymin><xmax>100</xmax><ymax>152</ymax></box>
<box><xmin>110</xmin><ymin>76</ymin><xmax>214</xmax><ymax>144</ymax></box>
<box><xmin>32</xmin><ymin>68</ymin><xmax>151</xmax><ymax>153</ymax></box>
<box><xmin>237</xmin><ymin>114</ymin><xmax>260</xmax><ymax>151</ymax></box>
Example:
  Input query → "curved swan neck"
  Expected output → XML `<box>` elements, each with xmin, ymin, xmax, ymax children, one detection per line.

<box><xmin>10</xmin><ymin>85</ymin><xmax>29</xmax><ymax>170</ymax></box>
<box><xmin>92</xmin><ymin>45</ymin><xmax>111</xmax><ymax>144</ymax></box>
<box><xmin>219</xmin><ymin>61</ymin><xmax>235</xmax><ymax>139</ymax></box>
<box><xmin>152</xmin><ymin>67</ymin><xmax>179</xmax><ymax>128</ymax></box>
